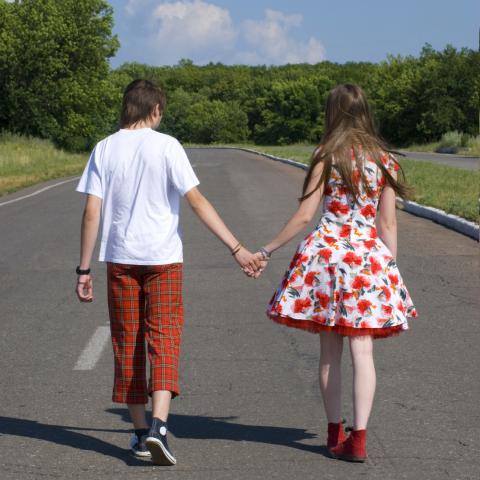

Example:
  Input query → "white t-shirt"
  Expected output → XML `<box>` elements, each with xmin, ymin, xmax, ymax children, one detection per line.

<box><xmin>76</xmin><ymin>128</ymin><xmax>200</xmax><ymax>265</ymax></box>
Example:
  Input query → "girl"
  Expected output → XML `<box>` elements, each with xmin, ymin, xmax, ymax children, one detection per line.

<box><xmin>257</xmin><ymin>84</ymin><xmax>417</xmax><ymax>462</ymax></box>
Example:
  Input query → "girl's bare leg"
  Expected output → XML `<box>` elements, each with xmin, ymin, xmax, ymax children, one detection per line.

<box><xmin>319</xmin><ymin>331</ymin><xmax>344</xmax><ymax>422</ymax></box>
<box><xmin>349</xmin><ymin>335</ymin><xmax>376</xmax><ymax>430</ymax></box>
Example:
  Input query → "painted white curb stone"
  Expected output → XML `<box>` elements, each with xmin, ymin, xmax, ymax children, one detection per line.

<box><xmin>203</xmin><ymin>146</ymin><xmax>479</xmax><ymax>242</ymax></box>
<box><xmin>396</xmin><ymin>199</ymin><xmax>479</xmax><ymax>241</ymax></box>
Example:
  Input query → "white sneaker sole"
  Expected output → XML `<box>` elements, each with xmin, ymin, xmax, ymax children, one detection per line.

<box><xmin>131</xmin><ymin>449</ymin><xmax>152</xmax><ymax>458</ymax></box>
<box><xmin>145</xmin><ymin>437</ymin><xmax>176</xmax><ymax>466</ymax></box>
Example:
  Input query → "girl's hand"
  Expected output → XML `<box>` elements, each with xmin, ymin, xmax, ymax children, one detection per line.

<box><xmin>253</xmin><ymin>252</ymin><xmax>269</xmax><ymax>279</ymax></box>
<box><xmin>76</xmin><ymin>274</ymin><xmax>93</xmax><ymax>302</ymax></box>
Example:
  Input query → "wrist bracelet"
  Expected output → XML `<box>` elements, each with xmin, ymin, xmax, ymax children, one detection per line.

<box><xmin>76</xmin><ymin>266</ymin><xmax>91</xmax><ymax>275</ymax></box>
<box><xmin>231</xmin><ymin>244</ymin><xmax>242</xmax><ymax>256</ymax></box>
<box><xmin>259</xmin><ymin>247</ymin><xmax>271</xmax><ymax>260</ymax></box>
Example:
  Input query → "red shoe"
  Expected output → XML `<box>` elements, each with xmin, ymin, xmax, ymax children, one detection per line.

<box><xmin>327</xmin><ymin>422</ymin><xmax>348</xmax><ymax>452</ymax></box>
<box><xmin>330</xmin><ymin>429</ymin><xmax>367</xmax><ymax>462</ymax></box>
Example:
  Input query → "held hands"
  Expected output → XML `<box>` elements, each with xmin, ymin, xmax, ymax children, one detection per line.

<box><xmin>248</xmin><ymin>251</ymin><xmax>269</xmax><ymax>279</ymax></box>
<box><xmin>233</xmin><ymin>247</ymin><xmax>269</xmax><ymax>279</ymax></box>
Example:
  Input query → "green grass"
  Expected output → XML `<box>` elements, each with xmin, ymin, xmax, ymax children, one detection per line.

<box><xmin>194</xmin><ymin>143</ymin><xmax>479</xmax><ymax>223</ymax></box>
<box><xmin>399</xmin><ymin>159</ymin><xmax>479</xmax><ymax>222</ymax></box>
<box><xmin>403</xmin><ymin>141</ymin><xmax>442</xmax><ymax>153</ymax></box>
<box><xmin>0</xmin><ymin>133</ymin><xmax>87</xmax><ymax>196</ymax></box>
<box><xmin>404</xmin><ymin>137</ymin><xmax>480</xmax><ymax>157</ymax></box>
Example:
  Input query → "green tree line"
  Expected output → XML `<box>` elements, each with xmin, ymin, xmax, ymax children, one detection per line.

<box><xmin>1</xmin><ymin>0</ymin><xmax>478</xmax><ymax>150</ymax></box>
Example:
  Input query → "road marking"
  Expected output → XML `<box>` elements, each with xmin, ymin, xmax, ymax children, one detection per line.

<box><xmin>0</xmin><ymin>177</ymin><xmax>80</xmax><ymax>208</ymax></box>
<box><xmin>74</xmin><ymin>326</ymin><xmax>110</xmax><ymax>371</ymax></box>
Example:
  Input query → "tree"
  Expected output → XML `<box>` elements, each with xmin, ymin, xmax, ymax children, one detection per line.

<box><xmin>160</xmin><ymin>88</ymin><xmax>202</xmax><ymax>141</ymax></box>
<box><xmin>0</xmin><ymin>0</ymin><xmax>119</xmax><ymax>150</ymax></box>
<box><xmin>367</xmin><ymin>54</ymin><xmax>420</xmax><ymax>145</ymax></box>
<box><xmin>415</xmin><ymin>45</ymin><xmax>480</xmax><ymax>140</ymax></box>
<box><xmin>253</xmin><ymin>77</ymin><xmax>329</xmax><ymax>144</ymax></box>
<box><xmin>368</xmin><ymin>44</ymin><xmax>480</xmax><ymax>145</ymax></box>
<box><xmin>0</xmin><ymin>1</ymin><xmax>19</xmax><ymax>128</ymax></box>
<box><xmin>184</xmin><ymin>99</ymin><xmax>249</xmax><ymax>144</ymax></box>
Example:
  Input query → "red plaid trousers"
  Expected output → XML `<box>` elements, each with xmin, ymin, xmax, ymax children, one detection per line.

<box><xmin>107</xmin><ymin>262</ymin><xmax>184</xmax><ymax>404</ymax></box>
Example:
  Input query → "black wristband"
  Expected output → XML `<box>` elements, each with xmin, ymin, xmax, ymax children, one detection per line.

<box><xmin>76</xmin><ymin>266</ymin><xmax>91</xmax><ymax>275</ymax></box>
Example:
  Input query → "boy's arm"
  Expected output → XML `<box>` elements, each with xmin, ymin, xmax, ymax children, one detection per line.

<box><xmin>184</xmin><ymin>187</ymin><xmax>261</xmax><ymax>273</ymax></box>
<box><xmin>76</xmin><ymin>194</ymin><xmax>102</xmax><ymax>302</ymax></box>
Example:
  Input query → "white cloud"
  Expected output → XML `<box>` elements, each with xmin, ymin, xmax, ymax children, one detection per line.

<box><xmin>237</xmin><ymin>9</ymin><xmax>326</xmax><ymax>65</ymax></box>
<box><xmin>135</xmin><ymin>2</ymin><xmax>325</xmax><ymax>65</ymax></box>
<box><xmin>125</xmin><ymin>0</ymin><xmax>150</xmax><ymax>16</ymax></box>
<box><xmin>150</xmin><ymin>0</ymin><xmax>236</xmax><ymax>63</ymax></box>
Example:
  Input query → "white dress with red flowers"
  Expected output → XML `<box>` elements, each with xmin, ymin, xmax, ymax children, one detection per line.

<box><xmin>267</xmin><ymin>152</ymin><xmax>417</xmax><ymax>339</ymax></box>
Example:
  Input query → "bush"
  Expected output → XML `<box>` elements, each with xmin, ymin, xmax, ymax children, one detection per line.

<box><xmin>186</xmin><ymin>100</ymin><xmax>249</xmax><ymax>144</ymax></box>
<box><xmin>436</xmin><ymin>130</ymin><xmax>463</xmax><ymax>153</ymax></box>
<box><xmin>161</xmin><ymin>95</ymin><xmax>249</xmax><ymax>144</ymax></box>
<box><xmin>438</xmin><ymin>131</ymin><xmax>463</xmax><ymax>148</ymax></box>
<box><xmin>253</xmin><ymin>77</ymin><xmax>329</xmax><ymax>145</ymax></box>
<box><xmin>460</xmin><ymin>132</ymin><xmax>471</xmax><ymax>147</ymax></box>
<box><xmin>434</xmin><ymin>131</ymin><xmax>480</xmax><ymax>155</ymax></box>
<box><xmin>465</xmin><ymin>135</ymin><xmax>480</xmax><ymax>155</ymax></box>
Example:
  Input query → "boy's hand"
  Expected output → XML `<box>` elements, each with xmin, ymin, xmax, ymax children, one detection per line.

<box><xmin>76</xmin><ymin>274</ymin><xmax>93</xmax><ymax>302</ymax></box>
<box><xmin>243</xmin><ymin>252</ymin><xmax>268</xmax><ymax>279</ymax></box>
<box><xmin>249</xmin><ymin>252</ymin><xmax>269</xmax><ymax>279</ymax></box>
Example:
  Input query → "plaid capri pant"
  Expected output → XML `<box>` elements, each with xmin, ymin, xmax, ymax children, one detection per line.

<box><xmin>107</xmin><ymin>262</ymin><xmax>184</xmax><ymax>404</ymax></box>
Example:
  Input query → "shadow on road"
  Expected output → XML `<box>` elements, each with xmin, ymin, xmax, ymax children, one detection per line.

<box><xmin>0</xmin><ymin>416</ymin><xmax>149</xmax><ymax>466</ymax></box>
<box><xmin>106</xmin><ymin>408</ymin><xmax>330</xmax><ymax>457</ymax></box>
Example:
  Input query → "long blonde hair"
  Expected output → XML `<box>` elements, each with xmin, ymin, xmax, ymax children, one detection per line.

<box><xmin>301</xmin><ymin>84</ymin><xmax>409</xmax><ymax>202</ymax></box>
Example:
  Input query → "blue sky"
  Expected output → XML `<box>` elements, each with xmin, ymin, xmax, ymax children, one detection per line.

<box><xmin>108</xmin><ymin>0</ymin><xmax>479</xmax><ymax>67</ymax></box>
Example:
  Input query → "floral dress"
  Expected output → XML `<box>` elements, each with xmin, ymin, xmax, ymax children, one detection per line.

<box><xmin>267</xmin><ymin>152</ymin><xmax>417</xmax><ymax>339</ymax></box>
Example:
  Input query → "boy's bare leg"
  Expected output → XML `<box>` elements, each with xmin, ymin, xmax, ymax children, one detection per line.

<box><xmin>128</xmin><ymin>404</ymin><xmax>149</xmax><ymax>430</ymax></box>
<box><xmin>127</xmin><ymin>390</ymin><xmax>172</xmax><ymax>428</ymax></box>
<box><xmin>152</xmin><ymin>390</ymin><xmax>172</xmax><ymax>421</ymax></box>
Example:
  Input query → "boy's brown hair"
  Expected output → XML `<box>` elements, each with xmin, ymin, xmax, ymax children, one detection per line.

<box><xmin>120</xmin><ymin>79</ymin><xmax>166</xmax><ymax>128</ymax></box>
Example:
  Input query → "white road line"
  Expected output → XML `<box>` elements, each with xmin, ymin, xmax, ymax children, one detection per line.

<box><xmin>74</xmin><ymin>326</ymin><xmax>110</xmax><ymax>371</ymax></box>
<box><xmin>0</xmin><ymin>177</ymin><xmax>80</xmax><ymax>208</ymax></box>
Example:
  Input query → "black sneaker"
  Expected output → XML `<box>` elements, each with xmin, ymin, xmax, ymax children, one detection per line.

<box><xmin>145</xmin><ymin>418</ymin><xmax>176</xmax><ymax>465</ymax></box>
<box><xmin>129</xmin><ymin>433</ymin><xmax>151</xmax><ymax>459</ymax></box>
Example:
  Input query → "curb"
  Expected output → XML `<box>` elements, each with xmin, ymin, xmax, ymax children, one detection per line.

<box><xmin>396</xmin><ymin>199</ymin><xmax>479</xmax><ymax>241</ymax></box>
<box><xmin>205</xmin><ymin>146</ymin><xmax>480</xmax><ymax>242</ymax></box>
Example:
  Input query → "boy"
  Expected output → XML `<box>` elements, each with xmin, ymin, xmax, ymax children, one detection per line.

<box><xmin>75</xmin><ymin>79</ymin><xmax>261</xmax><ymax>465</ymax></box>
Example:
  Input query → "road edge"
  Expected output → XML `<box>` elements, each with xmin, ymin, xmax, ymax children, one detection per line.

<box><xmin>0</xmin><ymin>176</ymin><xmax>80</xmax><ymax>208</ymax></box>
<box><xmin>206</xmin><ymin>146</ymin><xmax>480</xmax><ymax>242</ymax></box>
<box><xmin>1</xmin><ymin>147</ymin><xmax>478</xmax><ymax>241</ymax></box>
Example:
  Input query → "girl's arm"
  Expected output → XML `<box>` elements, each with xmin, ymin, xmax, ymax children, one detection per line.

<box><xmin>184</xmin><ymin>187</ymin><xmax>261</xmax><ymax>272</ymax></box>
<box><xmin>377</xmin><ymin>183</ymin><xmax>397</xmax><ymax>259</ymax></box>
<box><xmin>263</xmin><ymin>162</ymin><xmax>324</xmax><ymax>254</ymax></box>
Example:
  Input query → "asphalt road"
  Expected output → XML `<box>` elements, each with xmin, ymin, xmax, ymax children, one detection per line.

<box><xmin>0</xmin><ymin>148</ymin><xmax>479</xmax><ymax>480</ymax></box>
<box><xmin>399</xmin><ymin>150</ymin><xmax>479</xmax><ymax>170</ymax></box>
